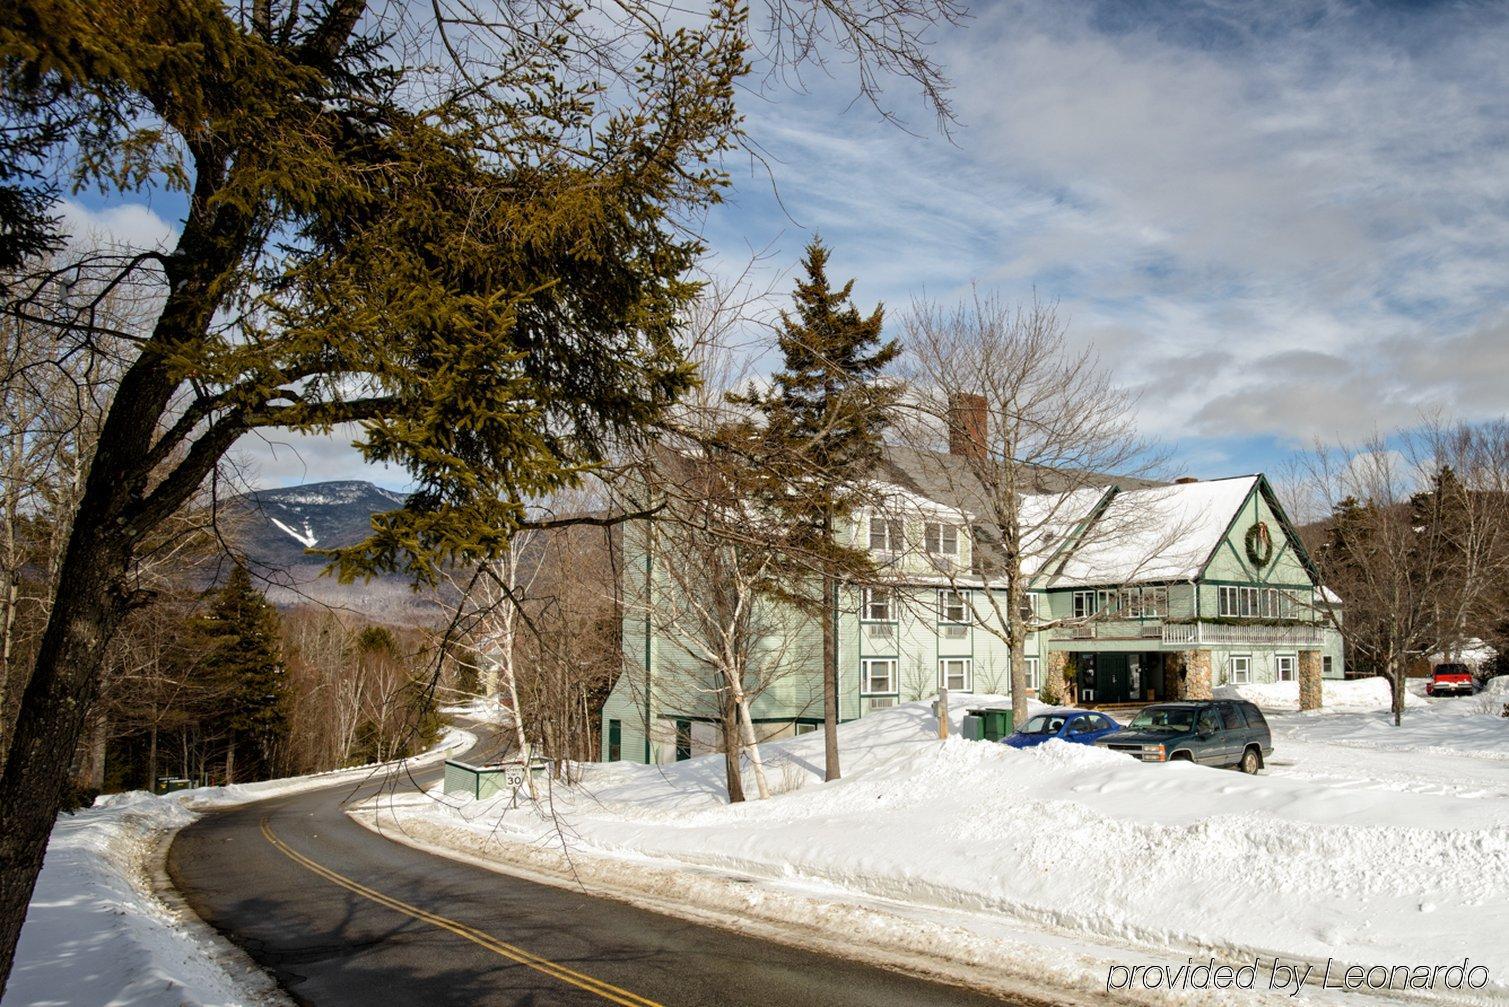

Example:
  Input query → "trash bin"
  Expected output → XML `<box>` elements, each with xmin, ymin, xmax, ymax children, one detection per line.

<box><xmin>977</xmin><ymin>707</ymin><xmax>1015</xmax><ymax>741</ymax></box>
<box><xmin>961</xmin><ymin>714</ymin><xmax>984</xmax><ymax>741</ymax></box>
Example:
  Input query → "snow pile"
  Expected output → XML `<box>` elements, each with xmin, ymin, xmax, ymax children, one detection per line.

<box><xmin>3</xmin><ymin>795</ymin><xmax>252</xmax><ymax>1007</ymax></box>
<box><xmin>365</xmin><ymin>702</ymin><xmax>1509</xmax><ymax>1001</ymax></box>
<box><xmin>5</xmin><ymin>727</ymin><xmax>471</xmax><ymax>1007</ymax></box>
<box><xmin>1484</xmin><ymin>675</ymin><xmax>1509</xmax><ymax>697</ymax></box>
<box><xmin>1216</xmin><ymin>676</ymin><xmax>1426</xmax><ymax>713</ymax></box>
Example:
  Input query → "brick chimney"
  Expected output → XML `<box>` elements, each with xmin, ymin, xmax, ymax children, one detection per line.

<box><xmin>1174</xmin><ymin>476</ymin><xmax>1199</xmax><ymax>484</ymax></box>
<box><xmin>947</xmin><ymin>393</ymin><xmax>987</xmax><ymax>462</ymax></box>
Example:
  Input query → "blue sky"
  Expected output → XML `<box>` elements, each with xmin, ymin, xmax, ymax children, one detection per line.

<box><xmin>62</xmin><ymin>0</ymin><xmax>1509</xmax><ymax>489</ymax></box>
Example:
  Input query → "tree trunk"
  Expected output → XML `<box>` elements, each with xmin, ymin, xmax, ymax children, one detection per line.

<box><xmin>721</xmin><ymin>688</ymin><xmax>744</xmax><ymax>803</ymax></box>
<box><xmin>734</xmin><ymin>694</ymin><xmax>769</xmax><ymax>800</ymax></box>
<box><xmin>0</xmin><ymin>528</ymin><xmax>129</xmax><ymax>996</ymax></box>
<box><xmin>146</xmin><ymin>722</ymin><xmax>158</xmax><ymax>792</ymax></box>
<box><xmin>1008</xmin><ymin>630</ymin><xmax>1028</xmax><ymax>726</ymax></box>
<box><xmin>821</xmin><ymin>572</ymin><xmax>840</xmax><ymax>782</ymax></box>
<box><xmin>224</xmin><ymin>732</ymin><xmax>236</xmax><ymax>786</ymax></box>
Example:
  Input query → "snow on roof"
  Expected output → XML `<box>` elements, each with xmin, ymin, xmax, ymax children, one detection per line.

<box><xmin>1018</xmin><ymin>487</ymin><xmax>1111</xmax><ymax>577</ymax></box>
<box><xmin>1041</xmin><ymin>476</ymin><xmax>1259</xmax><ymax>587</ymax></box>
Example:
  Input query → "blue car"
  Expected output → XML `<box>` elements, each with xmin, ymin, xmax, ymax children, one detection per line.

<box><xmin>1001</xmin><ymin>709</ymin><xmax>1122</xmax><ymax>749</ymax></box>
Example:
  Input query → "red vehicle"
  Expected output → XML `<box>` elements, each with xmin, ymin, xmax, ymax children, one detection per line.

<box><xmin>1426</xmin><ymin>663</ymin><xmax>1475</xmax><ymax>697</ymax></box>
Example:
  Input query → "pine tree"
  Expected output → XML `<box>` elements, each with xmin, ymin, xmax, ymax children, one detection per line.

<box><xmin>738</xmin><ymin>238</ymin><xmax>899</xmax><ymax>781</ymax></box>
<box><xmin>194</xmin><ymin>567</ymin><xmax>288</xmax><ymax>784</ymax></box>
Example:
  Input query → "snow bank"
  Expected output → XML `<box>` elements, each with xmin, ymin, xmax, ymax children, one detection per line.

<box><xmin>3</xmin><ymin>795</ymin><xmax>255</xmax><ymax>1007</ymax></box>
<box><xmin>1484</xmin><ymin>675</ymin><xmax>1509</xmax><ymax>697</ymax></box>
<box><xmin>1216</xmin><ymin>676</ymin><xmax>1426</xmax><ymax>713</ymax></box>
<box><xmin>4</xmin><ymin>727</ymin><xmax>472</xmax><ymax>1007</ymax></box>
<box><xmin>364</xmin><ymin>702</ymin><xmax>1509</xmax><ymax>1002</ymax></box>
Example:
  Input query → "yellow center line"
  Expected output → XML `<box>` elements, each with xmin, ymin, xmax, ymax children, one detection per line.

<box><xmin>258</xmin><ymin>817</ymin><xmax>664</xmax><ymax>1007</ymax></box>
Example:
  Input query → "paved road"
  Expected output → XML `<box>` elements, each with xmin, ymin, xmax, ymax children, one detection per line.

<box><xmin>168</xmin><ymin>728</ymin><xmax>1015</xmax><ymax>1006</ymax></box>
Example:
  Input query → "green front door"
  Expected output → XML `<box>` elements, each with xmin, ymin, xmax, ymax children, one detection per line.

<box><xmin>1097</xmin><ymin>654</ymin><xmax>1131</xmax><ymax>703</ymax></box>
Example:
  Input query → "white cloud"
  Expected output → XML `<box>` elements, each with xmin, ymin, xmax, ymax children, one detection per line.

<box><xmin>712</xmin><ymin>0</ymin><xmax>1509</xmax><ymax>450</ymax></box>
<box><xmin>58</xmin><ymin>200</ymin><xmax>178</xmax><ymax>252</ymax></box>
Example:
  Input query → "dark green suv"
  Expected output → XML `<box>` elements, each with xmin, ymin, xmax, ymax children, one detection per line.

<box><xmin>1094</xmin><ymin>700</ymin><xmax>1272</xmax><ymax>773</ymax></box>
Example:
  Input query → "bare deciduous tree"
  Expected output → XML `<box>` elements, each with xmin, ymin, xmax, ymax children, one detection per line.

<box><xmin>897</xmin><ymin>293</ymin><xmax>1164</xmax><ymax>722</ymax></box>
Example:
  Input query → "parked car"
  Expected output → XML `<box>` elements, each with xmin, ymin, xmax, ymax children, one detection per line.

<box><xmin>1001</xmin><ymin>709</ymin><xmax>1121</xmax><ymax>749</ymax></box>
<box><xmin>1095</xmin><ymin>700</ymin><xmax>1272</xmax><ymax>773</ymax></box>
<box><xmin>1426</xmin><ymin>663</ymin><xmax>1475</xmax><ymax>697</ymax></box>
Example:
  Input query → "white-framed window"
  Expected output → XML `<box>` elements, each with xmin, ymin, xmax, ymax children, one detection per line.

<box><xmin>1143</xmin><ymin>587</ymin><xmax>1168</xmax><ymax>618</ymax></box>
<box><xmin>1276</xmin><ymin>653</ymin><xmax>1297</xmax><ymax>682</ymax></box>
<box><xmin>938</xmin><ymin>657</ymin><xmax>971</xmax><ymax>692</ymax></box>
<box><xmin>1025</xmin><ymin>656</ymin><xmax>1041</xmax><ymax>690</ymax></box>
<box><xmin>1018</xmin><ymin>592</ymin><xmax>1037</xmax><ymax>622</ymax></box>
<box><xmin>1231</xmin><ymin>654</ymin><xmax>1252</xmax><ymax>684</ymax></box>
<box><xmin>861</xmin><ymin>658</ymin><xmax>897</xmax><ymax>695</ymax></box>
<box><xmin>1219</xmin><ymin>586</ymin><xmax>1292</xmax><ymax>620</ymax></box>
<box><xmin>1119</xmin><ymin>588</ymin><xmax>1142</xmax><ymax>618</ymax></box>
<box><xmin>924</xmin><ymin>521</ymin><xmax>958</xmax><ymax>558</ymax></box>
<box><xmin>794</xmin><ymin>722</ymin><xmax>817</xmax><ymax>736</ymax></box>
<box><xmin>869</xmin><ymin>515</ymin><xmax>903</xmax><ymax>553</ymax></box>
<box><xmin>1073</xmin><ymin>591</ymin><xmax>1097</xmax><ymax>619</ymax></box>
<box><xmin>863</xmin><ymin>587</ymin><xmax>895</xmax><ymax>622</ymax></box>
<box><xmin>938</xmin><ymin>589</ymin><xmax>969</xmax><ymax>623</ymax></box>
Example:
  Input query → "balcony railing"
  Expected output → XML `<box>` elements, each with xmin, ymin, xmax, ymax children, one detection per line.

<box><xmin>1051</xmin><ymin>621</ymin><xmax>1325</xmax><ymax>648</ymax></box>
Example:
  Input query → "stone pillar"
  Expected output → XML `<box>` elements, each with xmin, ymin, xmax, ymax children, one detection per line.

<box><xmin>1184</xmin><ymin>650</ymin><xmax>1213</xmax><ymax>700</ymax></box>
<box><xmin>1299</xmin><ymin>649</ymin><xmax>1323</xmax><ymax>711</ymax></box>
<box><xmin>1163</xmin><ymin>652</ymin><xmax>1186</xmax><ymax>700</ymax></box>
<box><xmin>1047</xmin><ymin>651</ymin><xmax>1069</xmax><ymax>703</ymax></box>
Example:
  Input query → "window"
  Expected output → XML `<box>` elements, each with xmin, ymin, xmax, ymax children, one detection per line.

<box><xmin>1220</xmin><ymin>585</ymin><xmax>1284</xmax><ymax>619</ymax></box>
<box><xmin>1231</xmin><ymin>654</ymin><xmax>1252</xmax><ymax>684</ymax></box>
<box><xmin>869</xmin><ymin>516</ymin><xmax>903</xmax><ymax>552</ymax></box>
<box><xmin>1220</xmin><ymin>703</ymin><xmax>1244</xmax><ymax>730</ymax></box>
<box><xmin>675</xmin><ymin>720</ymin><xmax>692</xmax><ymax>762</ymax></box>
<box><xmin>1068</xmin><ymin>716</ymin><xmax>1096</xmax><ymax>735</ymax></box>
<box><xmin>1277</xmin><ymin>654</ymin><xmax>1297</xmax><ymax>682</ymax></box>
<box><xmin>938</xmin><ymin>657</ymin><xmax>972</xmax><ymax>692</ymax></box>
<box><xmin>1025</xmin><ymin>656</ymin><xmax>1041</xmax><ymax>690</ymax></box>
<box><xmin>866</xmin><ymin>696</ymin><xmax>896</xmax><ymax>711</ymax></box>
<box><xmin>924</xmin><ymin>522</ymin><xmax>958</xmax><ymax>557</ymax></box>
<box><xmin>863</xmin><ymin>587</ymin><xmax>894</xmax><ymax>622</ymax></box>
<box><xmin>862</xmin><ymin>658</ymin><xmax>897</xmax><ymax>695</ymax></box>
<box><xmin>1136</xmin><ymin>586</ymin><xmax>1167</xmax><ymax>618</ymax></box>
<box><xmin>607</xmin><ymin>719</ymin><xmax>622</xmax><ymax>762</ymax></box>
<box><xmin>1119</xmin><ymin>588</ymin><xmax>1142</xmax><ymax>618</ymax></box>
<box><xmin>794</xmin><ymin>722</ymin><xmax>817</xmax><ymax>736</ymax></box>
<box><xmin>938</xmin><ymin>589</ymin><xmax>969</xmax><ymax>623</ymax></box>
<box><xmin>1323</xmin><ymin>655</ymin><xmax>1333</xmax><ymax>677</ymax></box>
<box><xmin>1018</xmin><ymin>593</ymin><xmax>1037</xmax><ymax>622</ymax></box>
<box><xmin>1073</xmin><ymin>591</ymin><xmax>1097</xmax><ymax>619</ymax></box>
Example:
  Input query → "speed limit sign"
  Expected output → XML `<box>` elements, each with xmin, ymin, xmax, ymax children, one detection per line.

<box><xmin>504</xmin><ymin>765</ymin><xmax>526</xmax><ymax>790</ymax></box>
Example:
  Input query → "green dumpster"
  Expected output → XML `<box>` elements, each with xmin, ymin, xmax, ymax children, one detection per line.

<box><xmin>968</xmin><ymin>707</ymin><xmax>1014</xmax><ymax>741</ymax></box>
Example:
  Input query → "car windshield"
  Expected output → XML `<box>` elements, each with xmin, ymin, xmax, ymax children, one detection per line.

<box><xmin>1021</xmin><ymin>714</ymin><xmax>1067</xmax><ymax>734</ymax></box>
<box><xmin>1128</xmin><ymin>707</ymin><xmax>1196</xmax><ymax>732</ymax></box>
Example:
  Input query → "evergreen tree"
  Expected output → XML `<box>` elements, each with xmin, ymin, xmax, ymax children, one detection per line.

<box><xmin>737</xmin><ymin>238</ymin><xmax>899</xmax><ymax>781</ymax></box>
<box><xmin>194</xmin><ymin>567</ymin><xmax>288</xmax><ymax>784</ymax></box>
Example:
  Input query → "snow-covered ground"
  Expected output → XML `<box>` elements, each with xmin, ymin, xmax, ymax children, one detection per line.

<box><xmin>359</xmin><ymin>691</ymin><xmax>1509</xmax><ymax>1005</ymax></box>
<box><xmin>3</xmin><ymin>727</ymin><xmax>473</xmax><ymax>1007</ymax></box>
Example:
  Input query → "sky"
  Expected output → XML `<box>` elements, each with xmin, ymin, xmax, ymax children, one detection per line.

<box><xmin>61</xmin><ymin>0</ymin><xmax>1509</xmax><ymax>490</ymax></box>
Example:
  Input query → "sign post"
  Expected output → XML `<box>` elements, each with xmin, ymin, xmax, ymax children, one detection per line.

<box><xmin>937</xmin><ymin>688</ymin><xmax>949</xmax><ymax>740</ymax></box>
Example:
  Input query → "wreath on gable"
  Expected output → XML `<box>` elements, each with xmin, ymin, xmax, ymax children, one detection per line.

<box><xmin>1245</xmin><ymin>521</ymin><xmax>1274</xmax><ymax>567</ymax></box>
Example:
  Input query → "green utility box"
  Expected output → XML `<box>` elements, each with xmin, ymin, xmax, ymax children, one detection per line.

<box><xmin>961</xmin><ymin>715</ymin><xmax>984</xmax><ymax>741</ymax></box>
<box><xmin>968</xmin><ymin>707</ymin><xmax>1015</xmax><ymax>741</ymax></box>
<box><xmin>155</xmin><ymin>777</ymin><xmax>193</xmax><ymax>794</ymax></box>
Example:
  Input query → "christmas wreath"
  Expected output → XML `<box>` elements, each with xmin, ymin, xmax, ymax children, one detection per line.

<box><xmin>1244</xmin><ymin>521</ymin><xmax>1274</xmax><ymax>567</ymax></box>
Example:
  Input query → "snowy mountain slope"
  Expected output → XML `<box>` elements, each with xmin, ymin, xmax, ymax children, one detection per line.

<box><xmin>220</xmin><ymin>481</ymin><xmax>449</xmax><ymax>623</ymax></box>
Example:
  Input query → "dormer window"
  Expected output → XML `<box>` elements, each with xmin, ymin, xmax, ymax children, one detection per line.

<box><xmin>869</xmin><ymin>516</ymin><xmax>903</xmax><ymax>553</ymax></box>
<box><xmin>924</xmin><ymin>521</ymin><xmax>958</xmax><ymax>558</ymax></box>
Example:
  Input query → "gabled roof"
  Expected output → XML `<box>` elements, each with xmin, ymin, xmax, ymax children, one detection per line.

<box><xmin>1038</xmin><ymin>476</ymin><xmax>1262</xmax><ymax>587</ymax></box>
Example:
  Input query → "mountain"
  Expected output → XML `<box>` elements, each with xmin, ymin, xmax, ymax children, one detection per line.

<box><xmin>225</xmin><ymin>480</ymin><xmax>448</xmax><ymax>624</ymax></box>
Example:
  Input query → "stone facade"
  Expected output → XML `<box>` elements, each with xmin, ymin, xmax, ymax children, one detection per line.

<box><xmin>1184</xmin><ymin>650</ymin><xmax>1213</xmax><ymax>700</ymax></box>
<box><xmin>1047</xmin><ymin>651</ymin><xmax>1069</xmax><ymax>701</ymax></box>
<box><xmin>1299</xmin><ymin>649</ymin><xmax>1323</xmax><ymax>711</ymax></box>
<box><xmin>1163</xmin><ymin>651</ymin><xmax>1187</xmax><ymax>700</ymax></box>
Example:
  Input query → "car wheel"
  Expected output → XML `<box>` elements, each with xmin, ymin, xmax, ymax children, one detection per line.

<box><xmin>1239</xmin><ymin>747</ymin><xmax>1261</xmax><ymax>774</ymax></box>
